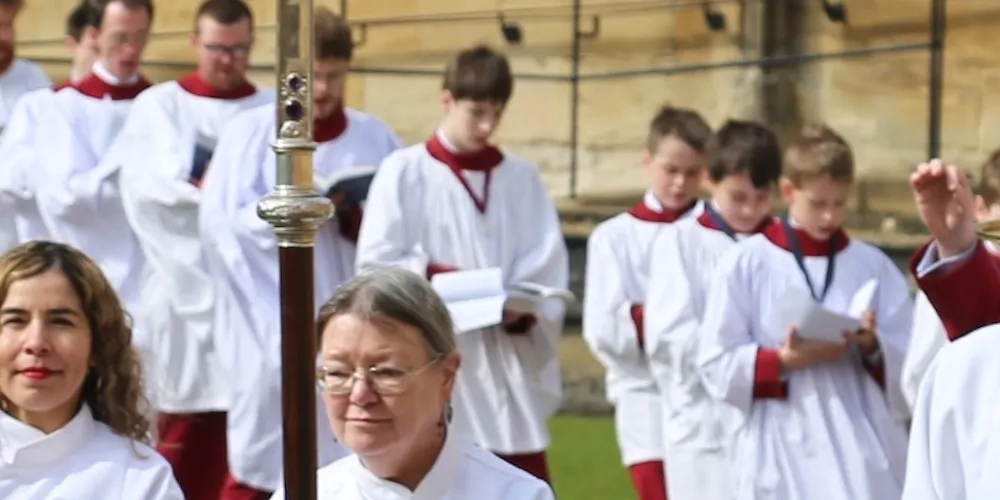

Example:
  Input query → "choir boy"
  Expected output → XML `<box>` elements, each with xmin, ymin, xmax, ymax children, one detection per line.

<box><xmin>696</xmin><ymin>123</ymin><xmax>913</xmax><ymax>499</ymax></box>
<box><xmin>0</xmin><ymin>0</ymin><xmax>51</xmax><ymax>129</ymax></box>
<box><xmin>356</xmin><ymin>44</ymin><xmax>569</xmax><ymax>483</ymax></box>
<box><xmin>902</xmin><ymin>321</ymin><xmax>1000</xmax><ymax>499</ymax></box>
<box><xmin>902</xmin><ymin>150</ymin><xmax>1000</xmax><ymax>411</ymax></box>
<box><xmin>115</xmin><ymin>1</ymin><xmax>273</xmax><ymax>498</ymax></box>
<box><xmin>0</xmin><ymin>0</ymin><xmax>98</xmax><ymax>252</ymax></box>
<box><xmin>199</xmin><ymin>8</ymin><xmax>401</xmax><ymax>498</ymax></box>
<box><xmin>582</xmin><ymin>105</ymin><xmax>710</xmax><ymax>500</ymax></box>
<box><xmin>645</xmin><ymin>119</ymin><xmax>781</xmax><ymax>500</ymax></box>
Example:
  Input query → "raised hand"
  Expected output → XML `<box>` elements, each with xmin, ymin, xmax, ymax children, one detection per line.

<box><xmin>911</xmin><ymin>159</ymin><xmax>977</xmax><ymax>257</ymax></box>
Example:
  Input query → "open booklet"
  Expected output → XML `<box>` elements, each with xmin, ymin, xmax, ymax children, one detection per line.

<box><xmin>314</xmin><ymin>165</ymin><xmax>378</xmax><ymax>207</ymax></box>
<box><xmin>429</xmin><ymin>267</ymin><xmax>577</xmax><ymax>334</ymax></box>
<box><xmin>775</xmin><ymin>279</ymin><xmax>879</xmax><ymax>343</ymax></box>
<box><xmin>190</xmin><ymin>132</ymin><xmax>217</xmax><ymax>185</ymax></box>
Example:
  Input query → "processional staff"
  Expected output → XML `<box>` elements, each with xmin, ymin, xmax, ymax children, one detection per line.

<box><xmin>256</xmin><ymin>0</ymin><xmax>330</xmax><ymax>499</ymax></box>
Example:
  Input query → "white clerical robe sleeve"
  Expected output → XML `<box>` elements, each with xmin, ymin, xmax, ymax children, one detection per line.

<box><xmin>0</xmin><ymin>95</ymin><xmax>36</xmax><ymax>251</ymax></box>
<box><xmin>118</xmin><ymin>93</ymin><xmax>214</xmax><ymax>346</ymax></box>
<box><xmin>901</xmin><ymin>355</ymin><xmax>952</xmax><ymax>500</ymax></box>
<box><xmin>581</xmin><ymin>226</ymin><xmax>642</xmax><ymax>373</ymax></box>
<box><xmin>645</xmin><ymin>227</ymin><xmax>704</xmax><ymax>388</ymax></box>
<box><xmin>901</xmin><ymin>290</ymin><xmax>947</xmax><ymax>413</ymax></box>
<box><xmin>696</xmin><ymin>251</ymin><xmax>767</xmax><ymax>417</ymax></box>
<box><xmin>356</xmin><ymin>152</ymin><xmax>430</xmax><ymax>275</ymax></box>
<box><xmin>871</xmin><ymin>257</ymin><xmax>915</xmax><ymax>421</ymax></box>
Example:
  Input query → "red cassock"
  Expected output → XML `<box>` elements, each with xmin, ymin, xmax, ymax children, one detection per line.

<box><xmin>909</xmin><ymin>240</ymin><xmax>1000</xmax><ymax>340</ymax></box>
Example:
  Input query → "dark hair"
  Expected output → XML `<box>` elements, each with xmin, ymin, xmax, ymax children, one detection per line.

<box><xmin>646</xmin><ymin>105</ymin><xmax>712</xmax><ymax>154</ymax></box>
<box><xmin>706</xmin><ymin>120</ymin><xmax>782</xmax><ymax>189</ymax></box>
<box><xmin>442</xmin><ymin>44</ymin><xmax>513</xmax><ymax>104</ymax></box>
<box><xmin>783</xmin><ymin>123</ymin><xmax>854</xmax><ymax>186</ymax></box>
<box><xmin>314</xmin><ymin>7</ymin><xmax>352</xmax><ymax>60</ymax></box>
<box><xmin>195</xmin><ymin>0</ymin><xmax>253</xmax><ymax>30</ymax></box>
<box><xmin>86</xmin><ymin>0</ymin><xmax>154</xmax><ymax>29</ymax></box>
<box><xmin>0</xmin><ymin>0</ymin><xmax>23</xmax><ymax>12</ymax></box>
<box><xmin>978</xmin><ymin>148</ymin><xmax>1000</xmax><ymax>206</ymax></box>
<box><xmin>67</xmin><ymin>1</ymin><xmax>99</xmax><ymax>41</ymax></box>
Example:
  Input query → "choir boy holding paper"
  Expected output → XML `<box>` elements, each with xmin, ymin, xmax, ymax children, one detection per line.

<box><xmin>115</xmin><ymin>1</ymin><xmax>274</xmax><ymax>498</ymax></box>
<box><xmin>644</xmin><ymin>119</ymin><xmax>782</xmax><ymax>500</ymax></box>
<box><xmin>198</xmin><ymin>8</ymin><xmax>400</xmax><ymax>498</ymax></box>
<box><xmin>901</xmin><ymin>150</ymin><xmax>1000</xmax><ymax>412</ymax></box>
<box><xmin>581</xmin><ymin>105</ymin><xmax>711</xmax><ymax>500</ymax></box>
<box><xmin>356</xmin><ymin>44</ymin><xmax>570</xmax><ymax>483</ymax></box>
<box><xmin>696</xmin><ymin>123</ymin><xmax>913</xmax><ymax>500</ymax></box>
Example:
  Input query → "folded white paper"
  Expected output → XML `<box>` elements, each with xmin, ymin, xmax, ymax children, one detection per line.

<box><xmin>778</xmin><ymin>279</ymin><xmax>879</xmax><ymax>343</ymax></box>
<box><xmin>430</xmin><ymin>267</ymin><xmax>506</xmax><ymax>334</ymax></box>
<box><xmin>506</xmin><ymin>281</ymin><xmax>577</xmax><ymax>315</ymax></box>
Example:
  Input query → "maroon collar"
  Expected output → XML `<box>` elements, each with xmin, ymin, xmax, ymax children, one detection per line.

<box><xmin>314</xmin><ymin>107</ymin><xmax>348</xmax><ymax>143</ymax></box>
<box><xmin>176</xmin><ymin>71</ymin><xmax>256</xmax><ymax>99</ymax></box>
<box><xmin>52</xmin><ymin>80</ymin><xmax>71</xmax><ymax>92</ymax></box>
<box><xmin>425</xmin><ymin>134</ymin><xmax>504</xmax><ymax>172</ymax></box>
<box><xmin>71</xmin><ymin>72</ymin><xmax>152</xmax><ymax>100</ymax></box>
<box><xmin>763</xmin><ymin>220</ymin><xmax>850</xmax><ymax>256</ymax></box>
<box><xmin>628</xmin><ymin>198</ymin><xmax>699</xmax><ymax>223</ymax></box>
<box><xmin>697</xmin><ymin>208</ymin><xmax>775</xmax><ymax>237</ymax></box>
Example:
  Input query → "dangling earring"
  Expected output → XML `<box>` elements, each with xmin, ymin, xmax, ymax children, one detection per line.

<box><xmin>446</xmin><ymin>403</ymin><xmax>453</xmax><ymax>423</ymax></box>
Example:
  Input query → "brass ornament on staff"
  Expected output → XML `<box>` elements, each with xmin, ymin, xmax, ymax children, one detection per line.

<box><xmin>256</xmin><ymin>0</ymin><xmax>332</xmax><ymax>499</ymax></box>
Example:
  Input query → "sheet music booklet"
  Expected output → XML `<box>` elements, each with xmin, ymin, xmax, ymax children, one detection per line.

<box><xmin>190</xmin><ymin>132</ymin><xmax>217</xmax><ymax>185</ymax></box>
<box><xmin>314</xmin><ymin>165</ymin><xmax>378</xmax><ymax>207</ymax></box>
<box><xmin>776</xmin><ymin>278</ymin><xmax>879</xmax><ymax>344</ymax></box>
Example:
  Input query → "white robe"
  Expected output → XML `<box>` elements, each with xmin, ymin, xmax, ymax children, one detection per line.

<box><xmin>271</xmin><ymin>430</ymin><xmax>555</xmax><ymax>500</ymax></box>
<box><xmin>355</xmin><ymin>141</ymin><xmax>569</xmax><ymax>455</ymax></box>
<box><xmin>645</xmin><ymin>214</ymin><xmax>755</xmax><ymax>500</ymax></box>
<box><xmin>902</xmin><ymin>323</ymin><xmax>1000</xmax><ymax>500</ymax></box>
<box><xmin>116</xmin><ymin>80</ymin><xmax>274</xmax><ymax>414</ymax></box>
<box><xmin>899</xmin><ymin>290</ymin><xmax>947</xmax><ymax>414</ymax></box>
<box><xmin>0</xmin><ymin>87</ymin><xmax>57</xmax><ymax>252</ymax></box>
<box><xmin>582</xmin><ymin>193</ymin><xmax>702</xmax><ymax>466</ymax></box>
<box><xmin>0</xmin><ymin>59</ymin><xmax>51</xmax><ymax>130</ymax></box>
<box><xmin>0</xmin><ymin>406</ymin><xmax>182</xmax><ymax>499</ymax></box>
<box><xmin>696</xmin><ymin>229</ymin><xmax>913</xmax><ymax>500</ymax></box>
<box><xmin>199</xmin><ymin>104</ymin><xmax>401</xmax><ymax>490</ymax></box>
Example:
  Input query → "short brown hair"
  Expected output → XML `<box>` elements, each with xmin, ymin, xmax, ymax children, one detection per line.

<box><xmin>67</xmin><ymin>1</ymin><xmax>99</xmax><ymax>41</ymax></box>
<box><xmin>314</xmin><ymin>7</ymin><xmax>352</xmax><ymax>60</ymax></box>
<box><xmin>646</xmin><ymin>105</ymin><xmax>712</xmax><ymax>153</ymax></box>
<box><xmin>87</xmin><ymin>0</ymin><xmax>154</xmax><ymax>28</ymax></box>
<box><xmin>442</xmin><ymin>44</ymin><xmax>513</xmax><ymax>104</ymax></box>
<box><xmin>977</xmin><ymin>148</ymin><xmax>1000</xmax><ymax>206</ymax></box>
<box><xmin>195</xmin><ymin>0</ymin><xmax>253</xmax><ymax>30</ymax></box>
<box><xmin>707</xmin><ymin>119</ymin><xmax>782</xmax><ymax>188</ymax></box>
<box><xmin>0</xmin><ymin>0</ymin><xmax>23</xmax><ymax>12</ymax></box>
<box><xmin>782</xmin><ymin>123</ymin><xmax>854</xmax><ymax>186</ymax></box>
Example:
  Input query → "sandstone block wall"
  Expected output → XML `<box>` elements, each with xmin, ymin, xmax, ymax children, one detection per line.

<box><xmin>13</xmin><ymin>0</ymin><xmax>1000</xmax><ymax>211</ymax></box>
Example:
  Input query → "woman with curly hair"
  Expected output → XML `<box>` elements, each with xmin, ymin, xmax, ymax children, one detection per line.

<box><xmin>0</xmin><ymin>241</ymin><xmax>182</xmax><ymax>498</ymax></box>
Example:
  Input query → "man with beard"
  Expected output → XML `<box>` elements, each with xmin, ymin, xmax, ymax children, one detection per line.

<box><xmin>115</xmin><ymin>1</ymin><xmax>273</xmax><ymax>498</ymax></box>
<box><xmin>199</xmin><ymin>7</ymin><xmax>401</xmax><ymax>498</ymax></box>
<box><xmin>0</xmin><ymin>0</ymin><xmax>52</xmax><ymax>132</ymax></box>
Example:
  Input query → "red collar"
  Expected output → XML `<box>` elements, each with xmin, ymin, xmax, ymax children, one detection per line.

<box><xmin>314</xmin><ymin>107</ymin><xmax>348</xmax><ymax>143</ymax></box>
<box><xmin>425</xmin><ymin>134</ymin><xmax>504</xmax><ymax>172</ymax></box>
<box><xmin>52</xmin><ymin>80</ymin><xmax>71</xmax><ymax>92</ymax></box>
<box><xmin>176</xmin><ymin>71</ymin><xmax>256</xmax><ymax>99</ymax></box>
<box><xmin>763</xmin><ymin>220</ymin><xmax>850</xmax><ymax>256</ymax></box>
<box><xmin>71</xmin><ymin>72</ymin><xmax>152</xmax><ymax>100</ymax></box>
<box><xmin>696</xmin><ymin>209</ymin><xmax>776</xmax><ymax>236</ymax></box>
<box><xmin>628</xmin><ymin>198</ymin><xmax>699</xmax><ymax>223</ymax></box>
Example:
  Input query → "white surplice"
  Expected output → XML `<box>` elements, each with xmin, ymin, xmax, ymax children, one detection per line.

<box><xmin>199</xmin><ymin>104</ymin><xmax>401</xmax><ymax>490</ymax></box>
<box><xmin>271</xmin><ymin>430</ymin><xmax>555</xmax><ymax>500</ymax></box>
<box><xmin>582</xmin><ymin>192</ymin><xmax>702</xmax><ymax>467</ymax></box>
<box><xmin>0</xmin><ymin>59</ymin><xmax>51</xmax><ymax>130</ymax></box>
<box><xmin>696</xmin><ymin>225</ymin><xmax>913</xmax><ymax>500</ymax></box>
<box><xmin>355</xmin><ymin>138</ymin><xmax>569</xmax><ymax>455</ymax></box>
<box><xmin>645</xmin><ymin>210</ymin><xmax>763</xmax><ymax>500</ymax></box>
<box><xmin>0</xmin><ymin>405</ymin><xmax>182</xmax><ymax>499</ymax></box>
<box><xmin>116</xmin><ymin>79</ymin><xmax>273</xmax><ymax>414</ymax></box>
<box><xmin>24</xmin><ymin>63</ymin><xmax>150</xmax><ymax>323</ymax></box>
<box><xmin>902</xmin><ymin>323</ymin><xmax>1000</xmax><ymax>500</ymax></box>
<box><xmin>0</xmin><ymin>87</ymin><xmax>57</xmax><ymax>252</ymax></box>
<box><xmin>900</xmin><ymin>290</ymin><xmax>946</xmax><ymax>414</ymax></box>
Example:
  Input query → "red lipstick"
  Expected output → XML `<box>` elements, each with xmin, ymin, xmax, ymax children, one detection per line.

<box><xmin>19</xmin><ymin>368</ymin><xmax>56</xmax><ymax>380</ymax></box>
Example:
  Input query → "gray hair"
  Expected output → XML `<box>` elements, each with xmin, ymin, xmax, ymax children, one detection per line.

<box><xmin>317</xmin><ymin>266</ymin><xmax>457</xmax><ymax>358</ymax></box>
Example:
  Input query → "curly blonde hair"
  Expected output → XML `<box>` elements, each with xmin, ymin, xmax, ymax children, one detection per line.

<box><xmin>0</xmin><ymin>241</ymin><xmax>151</xmax><ymax>442</ymax></box>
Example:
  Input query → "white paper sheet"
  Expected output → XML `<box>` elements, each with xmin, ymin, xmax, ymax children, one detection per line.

<box><xmin>505</xmin><ymin>281</ymin><xmax>578</xmax><ymax>315</ymax></box>
<box><xmin>430</xmin><ymin>267</ymin><xmax>506</xmax><ymax>334</ymax></box>
<box><xmin>778</xmin><ymin>279</ymin><xmax>879</xmax><ymax>343</ymax></box>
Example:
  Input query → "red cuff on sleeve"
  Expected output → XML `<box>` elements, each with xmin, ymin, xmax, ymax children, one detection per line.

<box><xmin>426</xmin><ymin>263</ymin><xmax>458</xmax><ymax>279</ymax></box>
<box><xmin>629</xmin><ymin>304</ymin><xmax>645</xmax><ymax>351</ymax></box>
<box><xmin>335</xmin><ymin>204</ymin><xmax>364</xmax><ymax>243</ymax></box>
<box><xmin>863</xmin><ymin>357</ymin><xmax>886</xmax><ymax>389</ymax></box>
<box><xmin>502</xmin><ymin>311</ymin><xmax>537</xmax><ymax>335</ymax></box>
<box><xmin>753</xmin><ymin>348</ymin><xmax>788</xmax><ymax>400</ymax></box>
<box><xmin>911</xmin><ymin>240</ymin><xmax>1000</xmax><ymax>341</ymax></box>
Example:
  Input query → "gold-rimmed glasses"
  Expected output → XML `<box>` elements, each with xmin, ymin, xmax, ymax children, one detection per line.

<box><xmin>316</xmin><ymin>356</ymin><xmax>442</xmax><ymax>396</ymax></box>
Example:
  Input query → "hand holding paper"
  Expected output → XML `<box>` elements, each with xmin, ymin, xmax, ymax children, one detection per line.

<box><xmin>430</xmin><ymin>267</ymin><xmax>506</xmax><ymax>334</ymax></box>
<box><xmin>778</xmin><ymin>278</ymin><xmax>879</xmax><ymax>344</ymax></box>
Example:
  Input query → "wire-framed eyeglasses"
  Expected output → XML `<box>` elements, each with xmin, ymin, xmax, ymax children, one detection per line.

<box><xmin>316</xmin><ymin>356</ymin><xmax>442</xmax><ymax>396</ymax></box>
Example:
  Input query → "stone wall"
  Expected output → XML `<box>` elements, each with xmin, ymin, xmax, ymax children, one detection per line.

<box><xmin>13</xmin><ymin>0</ymin><xmax>1000</xmax><ymax>208</ymax></box>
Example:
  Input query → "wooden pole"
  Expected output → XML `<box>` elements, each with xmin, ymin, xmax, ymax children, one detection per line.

<box><xmin>256</xmin><ymin>1</ymin><xmax>331</xmax><ymax>499</ymax></box>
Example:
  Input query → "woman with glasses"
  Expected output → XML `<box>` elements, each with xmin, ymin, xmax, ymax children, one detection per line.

<box><xmin>274</xmin><ymin>267</ymin><xmax>554</xmax><ymax>499</ymax></box>
<box><xmin>0</xmin><ymin>241</ymin><xmax>182</xmax><ymax>498</ymax></box>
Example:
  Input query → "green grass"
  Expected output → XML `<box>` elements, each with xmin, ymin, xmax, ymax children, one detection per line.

<box><xmin>549</xmin><ymin>414</ymin><xmax>635</xmax><ymax>500</ymax></box>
